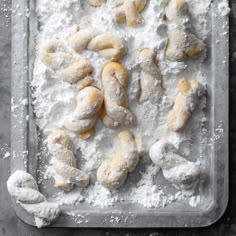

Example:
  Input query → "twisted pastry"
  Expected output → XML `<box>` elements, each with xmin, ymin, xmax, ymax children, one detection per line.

<box><xmin>165</xmin><ymin>0</ymin><xmax>205</xmax><ymax>61</ymax></box>
<box><xmin>88</xmin><ymin>0</ymin><xmax>106</xmax><ymax>7</ymax></box>
<box><xmin>40</xmin><ymin>39</ymin><xmax>94</xmax><ymax>89</ymax></box>
<box><xmin>113</xmin><ymin>0</ymin><xmax>148</xmax><ymax>27</ymax></box>
<box><xmin>47</xmin><ymin>129</ymin><xmax>90</xmax><ymax>190</ymax></box>
<box><xmin>97</xmin><ymin>131</ymin><xmax>144</xmax><ymax>189</ymax></box>
<box><xmin>149</xmin><ymin>140</ymin><xmax>200</xmax><ymax>190</ymax></box>
<box><xmin>167</xmin><ymin>79</ymin><xmax>205</xmax><ymax>132</ymax></box>
<box><xmin>138</xmin><ymin>48</ymin><xmax>164</xmax><ymax>104</ymax></box>
<box><xmin>7</xmin><ymin>171</ymin><xmax>60</xmax><ymax>228</ymax></box>
<box><xmin>100</xmin><ymin>62</ymin><xmax>137</xmax><ymax>129</ymax></box>
<box><xmin>68</xmin><ymin>28</ymin><xmax>126</xmax><ymax>61</ymax></box>
<box><xmin>64</xmin><ymin>86</ymin><xmax>104</xmax><ymax>139</ymax></box>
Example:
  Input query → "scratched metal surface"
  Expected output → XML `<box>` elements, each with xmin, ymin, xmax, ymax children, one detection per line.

<box><xmin>0</xmin><ymin>0</ymin><xmax>235</xmax><ymax>235</ymax></box>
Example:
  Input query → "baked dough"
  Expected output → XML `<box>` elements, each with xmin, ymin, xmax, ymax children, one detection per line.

<box><xmin>40</xmin><ymin>39</ymin><xmax>94</xmax><ymax>89</ymax></box>
<box><xmin>48</xmin><ymin>129</ymin><xmax>90</xmax><ymax>190</ymax></box>
<box><xmin>7</xmin><ymin>171</ymin><xmax>60</xmax><ymax>228</ymax></box>
<box><xmin>88</xmin><ymin>0</ymin><xmax>106</xmax><ymax>7</ymax></box>
<box><xmin>167</xmin><ymin>79</ymin><xmax>205</xmax><ymax>132</ymax></box>
<box><xmin>68</xmin><ymin>27</ymin><xmax>126</xmax><ymax>61</ymax></box>
<box><xmin>138</xmin><ymin>48</ymin><xmax>164</xmax><ymax>104</ymax></box>
<box><xmin>149</xmin><ymin>140</ymin><xmax>200</xmax><ymax>190</ymax></box>
<box><xmin>97</xmin><ymin>131</ymin><xmax>145</xmax><ymax>189</ymax></box>
<box><xmin>113</xmin><ymin>0</ymin><xmax>148</xmax><ymax>26</ymax></box>
<box><xmin>100</xmin><ymin>62</ymin><xmax>137</xmax><ymax>129</ymax></box>
<box><xmin>64</xmin><ymin>86</ymin><xmax>104</xmax><ymax>139</ymax></box>
<box><xmin>165</xmin><ymin>0</ymin><xmax>205</xmax><ymax>61</ymax></box>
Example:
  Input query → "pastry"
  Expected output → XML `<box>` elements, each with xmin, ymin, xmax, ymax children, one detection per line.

<box><xmin>138</xmin><ymin>48</ymin><xmax>164</xmax><ymax>104</ymax></box>
<box><xmin>68</xmin><ymin>27</ymin><xmax>126</xmax><ymax>61</ymax></box>
<box><xmin>100</xmin><ymin>62</ymin><xmax>137</xmax><ymax>129</ymax></box>
<box><xmin>149</xmin><ymin>140</ymin><xmax>200</xmax><ymax>190</ymax></box>
<box><xmin>97</xmin><ymin>131</ymin><xmax>145</xmax><ymax>189</ymax></box>
<box><xmin>40</xmin><ymin>39</ymin><xmax>94</xmax><ymax>88</ymax></box>
<box><xmin>7</xmin><ymin>171</ymin><xmax>60</xmax><ymax>228</ymax></box>
<box><xmin>165</xmin><ymin>0</ymin><xmax>205</xmax><ymax>61</ymax></box>
<box><xmin>88</xmin><ymin>0</ymin><xmax>106</xmax><ymax>7</ymax></box>
<box><xmin>167</xmin><ymin>79</ymin><xmax>205</xmax><ymax>132</ymax></box>
<box><xmin>64</xmin><ymin>86</ymin><xmax>104</xmax><ymax>139</ymax></box>
<box><xmin>113</xmin><ymin>0</ymin><xmax>148</xmax><ymax>27</ymax></box>
<box><xmin>47</xmin><ymin>129</ymin><xmax>90</xmax><ymax>190</ymax></box>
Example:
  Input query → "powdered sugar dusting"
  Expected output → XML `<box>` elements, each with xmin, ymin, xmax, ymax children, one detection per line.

<box><xmin>31</xmin><ymin>0</ymin><xmax>229</xmax><ymax>212</ymax></box>
<box><xmin>86</xmin><ymin>182</ymin><xmax>119</xmax><ymax>207</ymax></box>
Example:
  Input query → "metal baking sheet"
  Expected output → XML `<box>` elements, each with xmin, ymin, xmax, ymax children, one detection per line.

<box><xmin>10</xmin><ymin>0</ymin><xmax>229</xmax><ymax>228</ymax></box>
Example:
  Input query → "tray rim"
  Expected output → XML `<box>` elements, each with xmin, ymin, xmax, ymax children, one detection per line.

<box><xmin>10</xmin><ymin>0</ymin><xmax>229</xmax><ymax>228</ymax></box>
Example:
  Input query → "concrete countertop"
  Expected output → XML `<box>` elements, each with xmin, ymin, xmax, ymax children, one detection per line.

<box><xmin>0</xmin><ymin>0</ymin><xmax>235</xmax><ymax>235</ymax></box>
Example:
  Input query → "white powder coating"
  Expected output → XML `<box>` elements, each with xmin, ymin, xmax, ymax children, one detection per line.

<box><xmin>149</xmin><ymin>140</ymin><xmax>200</xmax><ymax>190</ymax></box>
<box><xmin>189</xmin><ymin>195</ymin><xmax>200</xmax><ymax>207</ymax></box>
<box><xmin>7</xmin><ymin>171</ymin><xmax>60</xmax><ymax>228</ymax></box>
<box><xmin>217</xmin><ymin>0</ymin><xmax>230</xmax><ymax>17</ymax></box>
<box><xmin>3</xmin><ymin>151</ymin><xmax>10</xmax><ymax>159</ymax></box>
<box><xmin>31</xmin><ymin>0</ymin><xmax>228</xmax><ymax>210</ymax></box>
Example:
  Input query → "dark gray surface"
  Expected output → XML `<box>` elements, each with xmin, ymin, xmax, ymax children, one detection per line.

<box><xmin>0</xmin><ymin>0</ymin><xmax>235</xmax><ymax>235</ymax></box>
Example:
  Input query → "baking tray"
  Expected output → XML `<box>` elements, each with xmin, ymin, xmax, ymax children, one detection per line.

<box><xmin>10</xmin><ymin>0</ymin><xmax>229</xmax><ymax>228</ymax></box>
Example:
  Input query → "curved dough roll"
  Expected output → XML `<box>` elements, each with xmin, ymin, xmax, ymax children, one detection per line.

<box><xmin>88</xmin><ymin>0</ymin><xmax>106</xmax><ymax>7</ymax></box>
<box><xmin>138</xmin><ymin>48</ymin><xmax>164</xmax><ymax>104</ymax></box>
<box><xmin>167</xmin><ymin>79</ymin><xmax>205</xmax><ymax>132</ymax></box>
<box><xmin>68</xmin><ymin>28</ymin><xmax>126</xmax><ymax>61</ymax></box>
<box><xmin>64</xmin><ymin>86</ymin><xmax>104</xmax><ymax>139</ymax></box>
<box><xmin>47</xmin><ymin>129</ymin><xmax>90</xmax><ymax>190</ymax></box>
<box><xmin>113</xmin><ymin>0</ymin><xmax>148</xmax><ymax>26</ymax></box>
<box><xmin>100</xmin><ymin>62</ymin><xmax>137</xmax><ymax>129</ymax></box>
<box><xmin>40</xmin><ymin>39</ymin><xmax>94</xmax><ymax>89</ymax></box>
<box><xmin>149</xmin><ymin>140</ymin><xmax>200</xmax><ymax>190</ymax></box>
<box><xmin>7</xmin><ymin>171</ymin><xmax>60</xmax><ymax>228</ymax></box>
<box><xmin>97</xmin><ymin>131</ymin><xmax>144</xmax><ymax>189</ymax></box>
<box><xmin>165</xmin><ymin>0</ymin><xmax>205</xmax><ymax>61</ymax></box>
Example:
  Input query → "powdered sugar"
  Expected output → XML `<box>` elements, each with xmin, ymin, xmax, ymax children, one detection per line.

<box><xmin>217</xmin><ymin>0</ymin><xmax>230</xmax><ymax>17</ymax></box>
<box><xmin>31</xmin><ymin>0</ymin><xmax>228</xmax><ymax>210</ymax></box>
<box><xmin>128</xmin><ymin>165</ymin><xmax>171</xmax><ymax>208</ymax></box>
<box><xmin>189</xmin><ymin>195</ymin><xmax>200</xmax><ymax>207</ymax></box>
<box><xmin>86</xmin><ymin>182</ymin><xmax>119</xmax><ymax>207</ymax></box>
<box><xmin>7</xmin><ymin>171</ymin><xmax>60</xmax><ymax>228</ymax></box>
